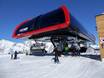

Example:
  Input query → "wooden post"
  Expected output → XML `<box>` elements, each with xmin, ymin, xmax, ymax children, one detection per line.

<box><xmin>96</xmin><ymin>14</ymin><xmax>104</xmax><ymax>60</ymax></box>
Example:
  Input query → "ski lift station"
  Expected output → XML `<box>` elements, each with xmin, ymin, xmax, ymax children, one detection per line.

<box><xmin>12</xmin><ymin>5</ymin><xmax>101</xmax><ymax>60</ymax></box>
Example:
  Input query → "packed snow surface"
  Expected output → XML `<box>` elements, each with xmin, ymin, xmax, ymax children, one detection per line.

<box><xmin>0</xmin><ymin>54</ymin><xmax>104</xmax><ymax>78</ymax></box>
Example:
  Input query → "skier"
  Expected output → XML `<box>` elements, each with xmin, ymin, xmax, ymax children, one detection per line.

<box><xmin>71</xmin><ymin>42</ymin><xmax>80</xmax><ymax>56</ymax></box>
<box><xmin>50</xmin><ymin>37</ymin><xmax>62</xmax><ymax>63</ymax></box>
<box><xmin>75</xmin><ymin>42</ymin><xmax>80</xmax><ymax>56</ymax></box>
<box><xmin>63</xmin><ymin>43</ymin><xmax>69</xmax><ymax>55</ymax></box>
<box><xmin>53</xmin><ymin>47</ymin><xmax>59</xmax><ymax>63</ymax></box>
<box><xmin>14</xmin><ymin>51</ymin><xmax>18</xmax><ymax>59</ymax></box>
<box><xmin>10</xmin><ymin>49</ymin><xmax>14</xmax><ymax>59</ymax></box>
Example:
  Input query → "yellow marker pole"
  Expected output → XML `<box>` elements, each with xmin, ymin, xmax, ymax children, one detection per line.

<box><xmin>96</xmin><ymin>14</ymin><xmax>104</xmax><ymax>60</ymax></box>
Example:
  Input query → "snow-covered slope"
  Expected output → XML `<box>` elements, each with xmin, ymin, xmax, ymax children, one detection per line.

<box><xmin>0</xmin><ymin>54</ymin><xmax>104</xmax><ymax>78</ymax></box>
<box><xmin>0</xmin><ymin>39</ymin><xmax>28</xmax><ymax>54</ymax></box>
<box><xmin>0</xmin><ymin>39</ymin><xmax>14</xmax><ymax>54</ymax></box>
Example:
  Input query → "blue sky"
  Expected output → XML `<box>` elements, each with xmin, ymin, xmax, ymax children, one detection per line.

<box><xmin>0</xmin><ymin>0</ymin><xmax>104</xmax><ymax>43</ymax></box>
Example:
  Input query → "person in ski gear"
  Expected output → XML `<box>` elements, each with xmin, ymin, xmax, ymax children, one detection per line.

<box><xmin>53</xmin><ymin>47</ymin><xmax>59</xmax><ymax>63</ymax></box>
<box><xmin>14</xmin><ymin>51</ymin><xmax>18</xmax><ymax>59</ymax></box>
<box><xmin>63</xmin><ymin>42</ymin><xmax>69</xmax><ymax>55</ymax></box>
<box><xmin>10</xmin><ymin>49</ymin><xmax>14</xmax><ymax>59</ymax></box>
<box><xmin>71</xmin><ymin>42</ymin><xmax>80</xmax><ymax>56</ymax></box>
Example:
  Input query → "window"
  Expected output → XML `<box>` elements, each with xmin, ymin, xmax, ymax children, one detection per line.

<box><xmin>16</xmin><ymin>8</ymin><xmax>66</xmax><ymax>35</ymax></box>
<box><xmin>36</xmin><ymin>8</ymin><xmax>65</xmax><ymax>28</ymax></box>
<box><xmin>16</xmin><ymin>19</ymin><xmax>36</xmax><ymax>34</ymax></box>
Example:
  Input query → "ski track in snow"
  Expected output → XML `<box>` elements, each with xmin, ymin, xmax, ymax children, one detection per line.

<box><xmin>0</xmin><ymin>54</ymin><xmax>104</xmax><ymax>78</ymax></box>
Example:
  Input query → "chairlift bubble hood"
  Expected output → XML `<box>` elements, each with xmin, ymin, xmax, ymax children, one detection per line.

<box><xmin>12</xmin><ymin>5</ymin><xmax>95</xmax><ymax>43</ymax></box>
